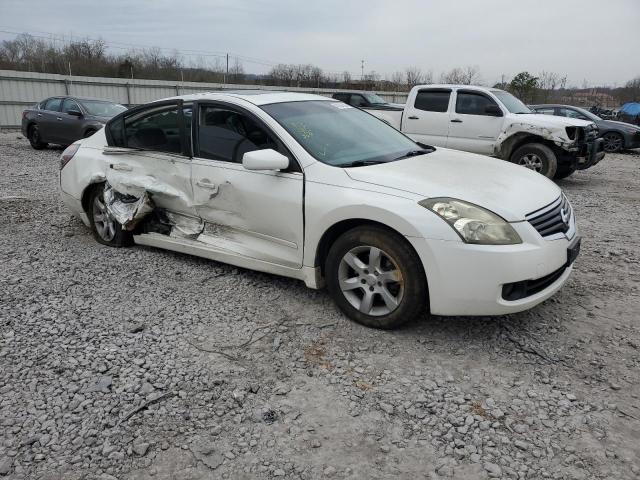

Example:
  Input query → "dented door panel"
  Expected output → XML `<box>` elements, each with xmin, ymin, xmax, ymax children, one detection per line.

<box><xmin>104</xmin><ymin>150</ymin><xmax>196</xmax><ymax>217</ymax></box>
<box><xmin>191</xmin><ymin>158</ymin><xmax>304</xmax><ymax>269</ymax></box>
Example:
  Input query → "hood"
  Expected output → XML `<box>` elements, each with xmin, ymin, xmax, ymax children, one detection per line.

<box><xmin>345</xmin><ymin>148</ymin><xmax>561</xmax><ymax>222</ymax></box>
<box><xmin>521</xmin><ymin>113</ymin><xmax>594</xmax><ymax>128</ymax></box>
<box><xmin>599</xmin><ymin>119</ymin><xmax>640</xmax><ymax>131</ymax></box>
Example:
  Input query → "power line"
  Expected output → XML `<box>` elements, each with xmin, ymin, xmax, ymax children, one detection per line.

<box><xmin>0</xmin><ymin>27</ymin><xmax>363</xmax><ymax>76</ymax></box>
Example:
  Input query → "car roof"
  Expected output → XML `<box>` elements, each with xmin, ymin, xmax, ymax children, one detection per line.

<box><xmin>44</xmin><ymin>95</ymin><xmax>121</xmax><ymax>103</ymax></box>
<box><xmin>162</xmin><ymin>90</ymin><xmax>335</xmax><ymax>106</ymax></box>
<box><xmin>412</xmin><ymin>84</ymin><xmax>505</xmax><ymax>93</ymax></box>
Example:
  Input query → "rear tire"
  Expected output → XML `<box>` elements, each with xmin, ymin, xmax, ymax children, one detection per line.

<box><xmin>28</xmin><ymin>125</ymin><xmax>47</xmax><ymax>150</ymax></box>
<box><xmin>325</xmin><ymin>225</ymin><xmax>427</xmax><ymax>329</ymax></box>
<box><xmin>88</xmin><ymin>184</ymin><xmax>132</xmax><ymax>247</ymax></box>
<box><xmin>510</xmin><ymin>143</ymin><xmax>557</xmax><ymax>179</ymax></box>
<box><xmin>602</xmin><ymin>132</ymin><xmax>623</xmax><ymax>153</ymax></box>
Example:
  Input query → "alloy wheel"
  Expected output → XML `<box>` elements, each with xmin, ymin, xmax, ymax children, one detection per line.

<box><xmin>338</xmin><ymin>245</ymin><xmax>404</xmax><ymax>316</ymax></box>
<box><xmin>518</xmin><ymin>153</ymin><xmax>543</xmax><ymax>172</ymax></box>
<box><xmin>603</xmin><ymin>133</ymin><xmax>623</xmax><ymax>152</ymax></box>
<box><xmin>92</xmin><ymin>194</ymin><xmax>116</xmax><ymax>241</ymax></box>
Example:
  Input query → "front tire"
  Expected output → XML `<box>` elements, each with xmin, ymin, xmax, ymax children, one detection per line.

<box><xmin>510</xmin><ymin>143</ymin><xmax>557</xmax><ymax>179</ymax></box>
<box><xmin>28</xmin><ymin>125</ymin><xmax>47</xmax><ymax>150</ymax></box>
<box><xmin>325</xmin><ymin>226</ymin><xmax>427</xmax><ymax>329</ymax></box>
<box><xmin>602</xmin><ymin>132</ymin><xmax>624</xmax><ymax>153</ymax></box>
<box><xmin>88</xmin><ymin>184</ymin><xmax>132</xmax><ymax>247</ymax></box>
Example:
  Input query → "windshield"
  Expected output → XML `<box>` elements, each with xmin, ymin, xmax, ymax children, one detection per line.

<box><xmin>262</xmin><ymin>101</ymin><xmax>423</xmax><ymax>167</ymax></box>
<box><xmin>80</xmin><ymin>100</ymin><xmax>127</xmax><ymax>117</ymax></box>
<box><xmin>491</xmin><ymin>90</ymin><xmax>531</xmax><ymax>114</ymax></box>
<box><xmin>363</xmin><ymin>93</ymin><xmax>386</xmax><ymax>105</ymax></box>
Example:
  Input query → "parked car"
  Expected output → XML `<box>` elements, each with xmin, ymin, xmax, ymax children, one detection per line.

<box><xmin>364</xmin><ymin>85</ymin><xmax>605</xmax><ymax>180</ymax></box>
<box><xmin>22</xmin><ymin>96</ymin><xmax>127</xmax><ymax>149</ymax></box>
<box><xmin>332</xmin><ymin>91</ymin><xmax>404</xmax><ymax>109</ymax></box>
<box><xmin>59</xmin><ymin>91</ymin><xmax>580</xmax><ymax>329</ymax></box>
<box><xmin>530</xmin><ymin>104</ymin><xmax>640</xmax><ymax>153</ymax></box>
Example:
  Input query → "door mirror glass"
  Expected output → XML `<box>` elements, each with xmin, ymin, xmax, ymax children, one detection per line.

<box><xmin>67</xmin><ymin>109</ymin><xmax>83</xmax><ymax>117</ymax></box>
<box><xmin>242</xmin><ymin>149</ymin><xmax>289</xmax><ymax>171</ymax></box>
<box><xmin>484</xmin><ymin>105</ymin><xmax>503</xmax><ymax>116</ymax></box>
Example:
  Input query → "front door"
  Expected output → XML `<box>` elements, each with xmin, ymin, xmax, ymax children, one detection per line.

<box><xmin>401</xmin><ymin>88</ymin><xmax>452</xmax><ymax>146</ymax></box>
<box><xmin>39</xmin><ymin>97</ymin><xmax>64</xmax><ymax>143</ymax></box>
<box><xmin>190</xmin><ymin>103</ymin><xmax>304</xmax><ymax>268</ymax></box>
<box><xmin>446</xmin><ymin>90</ymin><xmax>504</xmax><ymax>155</ymax></box>
<box><xmin>53</xmin><ymin>98</ymin><xmax>85</xmax><ymax>144</ymax></box>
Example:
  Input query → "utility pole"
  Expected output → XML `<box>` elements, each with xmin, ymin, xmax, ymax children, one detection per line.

<box><xmin>361</xmin><ymin>60</ymin><xmax>364</xmax><ymax>81</ymax></box>
<box><xmin>224</xmin><ymin>53</ymin><xmax>229</xmax><ymax>85</ymax></box>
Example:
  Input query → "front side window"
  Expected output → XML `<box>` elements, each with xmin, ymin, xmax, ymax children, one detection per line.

<box><xmin>196</xmin><ymin>105</ymin><xmax>278</xmax><ymax>163</ymax></box>
<box><xmin>414</xmin><ymin>90</ymin><xmax>450</xmax><ymax>112</ymax></box>
<box><xmin>455</xmin><ymin>92</ymin><xmax>499</xmax><ymax>116</ymax></box>
<box><xmin>44</xmin><ymin>98</ymin><xmax>62</xmax><ymax>112</ymax></box>
<box><xmin>62</xmin><ymin>99</ymin><xmax>81</xmax><ymax>114</ymax></box>
<box><xmin>349</xmin><ymin>95</ymin><xmax>367</xmax><ymax>107</ymax></box>
<box><xmin>262</xmin><ymin>101</ymin><xmax>421</xmax><ymax>167</ymax></box>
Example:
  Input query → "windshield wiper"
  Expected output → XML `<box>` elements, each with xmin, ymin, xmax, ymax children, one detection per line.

<box><xmin>343</xmin><ymin>160</ymin><xmax>388</xmax><ymax>168</ymax></box>
<box><xmin>393</xmin><ymin>149</ymin><xmax>432</xmax><ymax>161</ymax></box>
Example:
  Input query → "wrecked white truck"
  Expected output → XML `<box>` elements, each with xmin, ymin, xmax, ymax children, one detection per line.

<box><xmin>59</xmin><ymin>91</ymin><xmax>580</xmax><ymax>329</ymax></box>
<box><xmin>363</xmin><ymin>85</ymin><xmax>605</xmax><ymax>179</ymax></box>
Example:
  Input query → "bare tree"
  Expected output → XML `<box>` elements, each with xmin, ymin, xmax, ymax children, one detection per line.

<box><xmin>405</xmin><ymin>66</ymin><xmax>424</xmax><ymax>88</ymax></box>
<box><xmin>440</xmin><ymin>65</ymin><xmax>481</xmax><ymax>85</ymax></box>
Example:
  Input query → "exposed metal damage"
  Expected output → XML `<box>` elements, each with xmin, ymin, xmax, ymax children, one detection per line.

<box><xmin>103</xmin><ymin>182</ymin><xmax>204</xmax><ymax>238</ymax></box>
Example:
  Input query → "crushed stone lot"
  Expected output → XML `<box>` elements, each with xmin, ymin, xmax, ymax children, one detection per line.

<box><xmin>0</xmin><ymin>131</ymin><xmax>639</xmax><ymax>480</ymax></box>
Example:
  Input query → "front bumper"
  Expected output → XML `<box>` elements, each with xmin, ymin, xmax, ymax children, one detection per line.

<box><xmin>409</xmin><ymin>215</ymin><xmax>578</xmax><ymax>316</ymax></box>
<box><xmin>576</xmin><ymin>137</ymin><xmax>604</xmax><ymax>170</ymax></box>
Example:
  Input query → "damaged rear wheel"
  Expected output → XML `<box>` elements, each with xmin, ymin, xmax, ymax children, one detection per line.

<box><xmin>89</xmin><ymin>184</ymin><xmax>132</xmax><ymax>247</ymax></box>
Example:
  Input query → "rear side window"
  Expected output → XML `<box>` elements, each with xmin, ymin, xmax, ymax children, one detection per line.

<box><xmin>349</xmin><ymin>95</ymin><xmax>367</xmax><ymax>107</ymax></box>
<box><xmin>534</xmin><ymin>108</ymin><xmax>555</xmax><ymax>115</ymax></box>
<box><xmin>44</xmin><ymin>98</ymin><xmax>63</xmax><ymax>112</ymax></box>
<box><xmin>414</xmin><ymin>90</ymin><xmax>450</xmax><ymax>112</ymax></box>
<box><xmin>455</xmin><ymin>92</ymin><xmax>499</xmax><ymax>116</ymax></box>
<box><xmin>558</xmin><ymin>108</ymin><xmax>588</xmax><ymax>120</ymax></box>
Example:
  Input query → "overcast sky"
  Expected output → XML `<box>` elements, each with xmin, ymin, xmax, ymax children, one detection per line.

<box><xmin>1</xmin><ymin>0</ymin><xmax>639</xmax><ymax>86</ymax></box>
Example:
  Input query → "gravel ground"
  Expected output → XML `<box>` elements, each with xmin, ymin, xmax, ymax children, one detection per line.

<box><xmin>1</xmin><ymin>131</ymin><xmax>639</xmax><ymax>480</ymax></box>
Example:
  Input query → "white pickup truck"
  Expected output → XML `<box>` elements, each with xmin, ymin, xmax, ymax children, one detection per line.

<box><xmin>364</xmin><ymin>85</ymin><xmax>605</xmax><ymax>179</ymax></box>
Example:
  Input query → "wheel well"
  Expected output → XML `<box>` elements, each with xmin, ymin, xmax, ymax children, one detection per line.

<box><xmin>498</xmin><ymin>133</ymin><xmax>558</xmax><ymax>160</ymax></box>
<box><xmin>26</xmin><ymin>122</ymin><xmax>36</xmax><ymax>134</ymax></box>
<box><xmin>81</xmin><ymin>182</ymin><xmax>104</xmax><ymax>214</ymax></box>
<box><xmin>314</xmin><ymin>219</ymin><xmax>418</xmax><ymax>273</ymax></box>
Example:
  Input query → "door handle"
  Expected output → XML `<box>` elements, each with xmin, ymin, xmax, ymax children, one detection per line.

<box><xmin>451</xmin><ymin>119</ymin><xmax>463</xmax><ymax>123</ymax></box>
<box><xmin>408</xmin><ymin>116</ymin><xmax>419</xmax><ymax>120</ymax></box>
<box><xmin>36</xmin><ymin>113</ymin><xmax>42</xmax><ymax>117</ymax></box>
<box><xmin>197</xmin><ymin>179</ymin><xmax>218</xmax><ymax>190</ymax></box>
<box><xmin>57</xmin><ymin>117</ymin><xmax>63</xmax><ymax>121</ymax></box>
<box><xmin>109</xmin><ymin>163</ymin><xmax>133</xmax><ymax>171</ymax></box>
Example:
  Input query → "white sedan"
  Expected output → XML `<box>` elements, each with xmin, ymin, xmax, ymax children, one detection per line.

<box><xmin>59</xmin><ymin>91</ymin><xmax>580</xmax><ymax>329</ymax></box>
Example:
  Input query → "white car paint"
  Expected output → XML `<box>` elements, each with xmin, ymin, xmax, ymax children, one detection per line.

<box><xmin>60</xmin><ymin>91</ymin><xmax>579</xmax><ymax>318</ymax></box>
<box><xmin>365</xmin><ymin>84</ymin><xmax>597</xmax><ymax>158</ymax></box>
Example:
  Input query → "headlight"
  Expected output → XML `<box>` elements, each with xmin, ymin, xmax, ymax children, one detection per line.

<box><xmin>419</xmin><ymin>198</ymin><xmax>522</xmax><ymax>245</ymax></box>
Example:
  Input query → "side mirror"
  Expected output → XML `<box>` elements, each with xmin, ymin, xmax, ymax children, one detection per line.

<box><xmin>242</xmin><ymin>149</ymin><xmax>289</xmax><ymax>171</ymax></box>
<box><xmin>67</xmin><ymin>109</ymin><xmax>83</xmax><ymax>117</ymax></box>
<box><xmin>485</xmin><ymin>105</ymin><xmax>503</xmax><ymax>117</ymax></box>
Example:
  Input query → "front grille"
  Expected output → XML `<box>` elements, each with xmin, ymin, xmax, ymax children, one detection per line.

<box><xmin>502</xmin><ymin>265</ymin><xmax>567</xmax><ymax>301</ymax></box>
<box><xmin>526</xmin><ymin>195</ymin><xmax>572</xmax><ymax>238</ymax></box>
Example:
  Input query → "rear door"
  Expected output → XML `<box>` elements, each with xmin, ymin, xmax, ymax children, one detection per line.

<box><xmin>446</xmin><ymin>90</ymin><xmax>505</xmax><ymax>155</ymax></box>
<box><xmin>104</xmin><ymin>101</ymin><xmax>196</xmax><ymax>217</ymax></box>
<box><xmin>400</xmin><ymin>88</ymin><xmax>452</xmax><ymax>146</ymax></box>
<box><xmin>39</xmin><ymin>97</ymin><xmax>64</xmax><ymax>143</ymax></box>
<box><xmin>190</xmin><ymin>101</ymin><xmax>304</xmax><ymax>268</ymax></box>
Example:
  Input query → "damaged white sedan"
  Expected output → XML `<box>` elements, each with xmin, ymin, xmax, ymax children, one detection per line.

<box><xmin>59</xmin><ymin>91</ymin><xmax>580</xmax><ymax>329</ymax></box>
